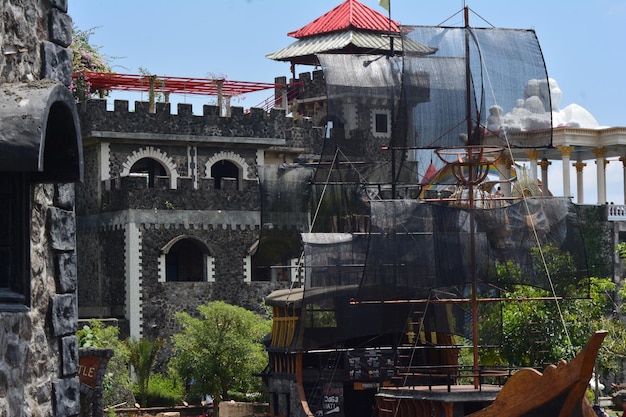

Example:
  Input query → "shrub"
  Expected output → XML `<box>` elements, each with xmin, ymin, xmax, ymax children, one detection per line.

<box><xmin>77</xmin><ymin>320</ymin><xmax>135</xmax><ymax>408</ymax></box>
<box><xmin>134</xmin><ymin>373</ymin><xmax>185</xmax><ymax>407</ymax></box>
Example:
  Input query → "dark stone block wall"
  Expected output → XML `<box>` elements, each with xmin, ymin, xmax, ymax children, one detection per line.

<box><xmin>102</xmin><ymin>178</ymin><xmax>261</xmax><ymax>212</ymax></box>
<box><xmin>76</xmin><ymin>227</ymin><xmax>126</xmax><ymax>319</ymax></box>
<box><xmin>76</xmin><ymin>145</ymin><xmax>101</xmax><ymax>215</ymax></box>
<box><xmin>276</xmin><ymin>70</ymin><xmax>326</xmax><ymax>103</ymax></box>
<box><xmin>0</xmin><ymin>1</ymin><xmax>81</xmax><ymax>416</ymax></box>
<box><xmin>139</xmin><ymin>223</ymin><xmax>259</xmax><ymax>333</ymax></box>
<box><xmin>0</xmin><ymin>184</ymin><xmax>81</xmax><ymax>416</ymax></box>
<box><xmin>78</xmin><ymin>99</ymin><xmax>322</xmax><ymax>153</ymax></box>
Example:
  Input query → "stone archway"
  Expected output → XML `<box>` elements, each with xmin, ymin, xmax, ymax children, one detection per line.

<box><xmin>121</xmin><ymin>146</ymin><xmax>179</xmax><ymax>189</ymax></box>
<box><xmin>205</xmin><ymin>151</ymin><xmax>252</xmax><ymax>191</ymax></box>
<box><xmin>159</xmin><ymin>236</ymin><xmax>214</xmax><ymax>282</ymax></box>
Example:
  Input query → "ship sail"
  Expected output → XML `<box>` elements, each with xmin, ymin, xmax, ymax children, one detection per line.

<box><xmin>402</xmin><ymin>25</ymin><xmax>553</xmax><ymax>149</ymax></box>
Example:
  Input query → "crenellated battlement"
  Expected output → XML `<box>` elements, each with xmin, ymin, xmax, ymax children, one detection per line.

<box><xmin>296</xmin><ymin>69</ymin><xmax>326</xmax><ymax>100</ymax></box>
<box><xmin>78</xmin><ymin>99</ymin><xmax>321</xmax><ymax>146</ymax></box>
<box><xmin>275</xmin><ymin>69</ymin><xmax>326</xmax><ymax>103</ymax></box>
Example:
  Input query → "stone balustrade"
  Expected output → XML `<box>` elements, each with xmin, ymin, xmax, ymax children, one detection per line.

<box><xmin>608</xmin><ymin>204</ymin><xmax>626</xmax><ymax>221</ymax></box>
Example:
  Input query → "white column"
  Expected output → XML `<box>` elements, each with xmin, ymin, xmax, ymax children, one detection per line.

<box><xmin>525</xmin><ymin>149</ymin><xmax>540</xmax><ymax>182</ymax></box>
<box><xmin>188</xmin><ymin>145</ymin><xmax>198</xmax><ymax>190</ymax></box>
<box><xmin>573</xmin><ymin>161</ymin><xmax>586</xmax><ymax>204</ymax></box>
<box><xmin>539</xmin><ymin>159</ymin><xmax>551</xmax><ymax>197</ymax></box>
<box><xmin>498</xmin><ymin>154</ymin><xmax>512</xmax><ymax>197</ymax></box>
<box><xmin>621</xmin><ymin>156</ymin><xmax>626</xmax><ymax>205</ymax></box>
<box><xmin>216</xmin><ymin>79</ymin><xmax>223</xmax><ymax>116</ymax></box>
<box><xmin>207</xmin><ymin>255</ymin><xmax>215</xmax><ymax>282</ymax></box>
<box><xmin>125</xmin><ymin>222</ymin><xmax>143</xmax><ymax>339</ymax></box>
<box><xmin>100</xmin><ymin>142</ymin><xmax>111</xmax><ymax>181</ymax></box>
<box><xmin>592</xmin><ymin>148</ymin><xmax>607</xmax><ymax>204</ymax></box>
<box><xmin>558</xmin><ymin>146</ymin><xmax>574</xmax><ymax>198</ymax></box>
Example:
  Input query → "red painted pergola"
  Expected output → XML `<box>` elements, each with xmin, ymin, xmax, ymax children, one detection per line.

<box><xmin>74</xmin><ymin>70</ymin><xmax>285</xmax><ymax>97</ymax></box>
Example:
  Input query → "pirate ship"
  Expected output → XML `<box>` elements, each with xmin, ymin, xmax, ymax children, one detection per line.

<box><xmin>261</xmin><ymin>2</ymin><xmax>604</xmax><ymax>416</ymax></box>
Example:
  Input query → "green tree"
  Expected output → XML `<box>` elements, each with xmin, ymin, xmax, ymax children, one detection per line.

<box><xmin>126</xmin><ymin>337</ymin><xmax>164</xmax><ymax>407</ymax></box>
<box><xmin>496</xmin><ymin>277</ymin><xmax>615</xmax><ymax>367</ymax></box>
<box><xmin>479</xmin><ymin>244</ymin><xmax>621</xmax><ymax>371</ymax></box>
<box><xmin>530</xmin><ymin>244</ymin><xmax>579</xmax><ymax>297</ymax></box>
<box><xmin>170</xmin><ymin>301</ymin><xmax>271</xmax><ymax>411</ymax></box>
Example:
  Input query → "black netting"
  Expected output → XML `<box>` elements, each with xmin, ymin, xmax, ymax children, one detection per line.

<box><xmin>264</xmin><ymin>25</ymin><xmax>571</xmax><ymax>354</ymax></box>
<box><xmin>292</xmin><ymin>197</ymin><xmax>588</xmax><ymax>348</ymax></box>
<box><xmin>318</xmin><ymin>26</ymin><xmax>552</xmax><ymax>154</ymax></box>
<box><xmin>259</xmin><ymin>164</ymin><xmax>313</xmax><ymax>230</ymax></box>
<box><xmin>310</xmin><ymin>165</ymin><xmax>372</xmax><ymax>233</ymax></box>
<box><xmin>360</xmin><ymin>198</ymin><xmax>588</xmax><ymax>296</ymax></box>
<box><xmin>317</xmin><ymin>54</ymin><xmax>404</xmax><ymax>177</ymax></box>
<box><xmin>255</xmin><ymin>165</ymin><xmax>313</xmax><ymax>281</ymax></box>
<box><xmin>403</xmin><ymin>26</ymin><xmax>552</xmax><ymax>148</ymax></box>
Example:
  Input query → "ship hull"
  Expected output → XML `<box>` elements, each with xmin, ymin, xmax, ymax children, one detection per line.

<box><xmin>374</xmin><ymin>331</ymin><xmax>607</xmax><ymax>417</ymax></box>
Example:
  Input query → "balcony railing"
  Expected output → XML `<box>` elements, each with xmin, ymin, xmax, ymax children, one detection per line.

<box><xmin>608</xmin><ymin>204</ymin><xmax>626</xmax><ymax>221</ymax></box>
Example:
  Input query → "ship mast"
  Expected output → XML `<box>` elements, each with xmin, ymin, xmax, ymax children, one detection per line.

<box><xmin>464</xmin><ymin>5</ymin><xmax>480</xmax><ymax>390</ymax></box>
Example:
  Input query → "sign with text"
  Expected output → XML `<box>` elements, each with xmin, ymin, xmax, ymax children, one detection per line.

<box><xmin>347</xmin><ymin>349</ymin><xmax>394</xmax><ymax>380</ymax></box>
<box><xmin>322</xmin><ymin>385</ymin><xmax>343</xmax><ymax>417</ymax></box>
<box><xmin>78</xmin><ymin>356</ymin><xmax>100</xmax><ymax>387</ymax></box>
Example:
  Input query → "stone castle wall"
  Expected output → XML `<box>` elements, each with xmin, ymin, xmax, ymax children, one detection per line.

<box><xmin>76</xmin><ymin>206</ymin><xmax>291</xmax><ymax>338</ymax></box>
<box><xmin>138</xmin><ymin>223</ymin><xmax>267</xmax><ymax>332</ymax></box>
<box><xmin>75</xmin><ymin>89</ymin><xmax>322</xmax><ymax>342</ymax></box>
<box><xmin>78</xmin><ymin>98</ymin><xmax>322</xmax><ymax>152</ymax></box>
<box><xmin>101</xmin><ymin>177</ymin><xmax>261</xmax><ymax>212</ymax></box>
<box><xmin>1</xmin><ymin>0</ymin><xmax>73</xmax><ymax>85</ymax></box>
<box><xmin>1</xmin><ymin>184</ymin><xmax>81</xmax><ymax>416</ymax></box>
<box><xmin>276</xmin><ymin>69</ymin><xmax>326</xmax><ymax>102</ymax></box>
<box><xmin>0</xmin><ymin>0</ymin><xmax>80</xmax><ymax>416</ymax></box>
<box><xmin>77</xmin><ymin>207</ymin><xmax>289</xmax><ymax>365</ymax></box>
<box><xmin>76</xmin><ymin>145</ymin><xmax>101</xmax><ymax>215</ymax></box>
<box><xmin>76</xmin><ymin>227</ymin><xmax>127</xmax><ymax>320</ymax></box>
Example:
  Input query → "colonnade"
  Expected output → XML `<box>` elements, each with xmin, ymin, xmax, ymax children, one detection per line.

<box><xmin>495</xmin><ymin>146</ymin><xmax>625</xmax><ymax>205</ymax></box>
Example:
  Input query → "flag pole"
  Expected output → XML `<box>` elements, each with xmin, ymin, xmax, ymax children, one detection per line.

<box><xmin>383</xmin><ymin>0</ymin><xmax>393</xmax><ymax>55</ymax></box>
<box><xmin>390</xmin><ymin>2</ymin><xmax>394</xmax><ymax>55</ymax></box>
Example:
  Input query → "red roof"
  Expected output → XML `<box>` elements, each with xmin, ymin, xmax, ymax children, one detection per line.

<box><xmin>288</xmin><ymin>0</ymin><xmax>399</xmax><ymax>39</ymax></box>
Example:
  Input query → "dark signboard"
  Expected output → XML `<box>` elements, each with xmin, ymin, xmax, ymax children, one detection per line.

<box><xmin>347</xmin><ymin>349</ymin><xmax>394</xmax><ymax>381</ymax></box>
<box><xmin>78</xmin><ymin>356</ymin><xmax>100</xmax><ymax>387</ymax></box>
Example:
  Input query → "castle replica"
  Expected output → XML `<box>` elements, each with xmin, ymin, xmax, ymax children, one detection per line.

<box><xmin>0</xmin><ymin>0</ymin><xmax>621</xmax><ymax>416</ymax></box>
<box><xmin>73</xmin><ymin>2</ymin><xmax>626</xmax><ymax>417</ymax></box>
<box><xmin>74</xmin><ymin>0</ymin><xmax>626</xmax><ymax>333</ymax></box>
<box><xmin>75</xmin><ymin>93</ymin><xmax>322</xmax><ymax>340</ymax></box>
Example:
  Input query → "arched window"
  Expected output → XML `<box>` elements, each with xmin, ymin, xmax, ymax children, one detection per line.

<box><xmin>205</xmin><ymin>151</ymin><xmax>251</xmax><ymax>191</ymax></box>
<box><xmin>211</xmin><ymin>159</ymin><xmax>239</xmax><ymax>190</ymax></box>
<box><xmin>162</xmin><ymin>238</ymin><xmax>213</xmax><ymax>282</ymax></box>
<box><xmin>120</xmin><ymin>146</ymin><xmax>178</xmax><ymax>189</ymax></box>
<box><xmin>129</xmin><ymin>158</ymin><xmax>167</xmax><ymax>188</ymax></box>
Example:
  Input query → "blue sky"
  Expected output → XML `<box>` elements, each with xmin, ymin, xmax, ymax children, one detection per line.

<box><xmin>69</xmin><ymin>0</ymin><xmax>626</xmax><ymax>126</ymax></box>
<box><xmin>69</xmin><ymin>0</ymin><xmax>626</xmax><ymax>202</ymax></box>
